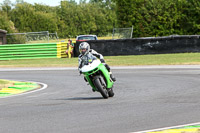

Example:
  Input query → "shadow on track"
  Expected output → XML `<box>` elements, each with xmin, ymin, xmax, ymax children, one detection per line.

<box><xmin>56</xmin><ymin>97</ymin><xmax>104</xmax><ymax>101</ymax></box>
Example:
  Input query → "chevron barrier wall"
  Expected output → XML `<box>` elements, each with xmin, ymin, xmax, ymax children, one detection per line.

<box><xmin>57</xmin><ymin>42</ymin><xmax>68</xmax><ymax>58</ymax></box>
<box><xmin>0</xmin><ymin>42</ymin><xmax>68</xmax><ymax>60</ymax></box>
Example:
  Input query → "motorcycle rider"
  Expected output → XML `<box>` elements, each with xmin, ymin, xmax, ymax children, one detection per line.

<box><xmin>78</xmin><ymin>42</ymin><xmax>116</xmax><ymax>82</ymax></box>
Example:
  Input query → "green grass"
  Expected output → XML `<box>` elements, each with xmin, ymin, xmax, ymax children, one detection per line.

<box><xmin>0</xmin><ymin>58</ymin><xmax>78</xmax><ymax>67</ymax></box>
<box><xmin>0</xmin><ymin>80</ymin><xmax>9</xmax><ymax>84</ymax></box>
<box><xmin>105</xmin><ymin>53</ymin><xmax>200</xmax><ymax>66</ymax></box>
<box><xmin>0</xmin><ymin>79</ymin><xmax>13</xmax><ymax>89</ymax></box>
<box><xmin>1</xmin><ymin>53</ymin><xmax>200</xmax><ymax>67</ymax></box>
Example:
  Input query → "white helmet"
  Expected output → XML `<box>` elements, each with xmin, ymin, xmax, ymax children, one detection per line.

<box><xmin>79</xmin><ymin>42</ymin><xmax>90</xmax><ymax>55</ymax></box>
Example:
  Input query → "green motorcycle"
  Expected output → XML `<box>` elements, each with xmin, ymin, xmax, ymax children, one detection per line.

<box><xmin>80</xmin><ymin>59</ymin><xmax>115</xmax><ymax>99</ymax></box>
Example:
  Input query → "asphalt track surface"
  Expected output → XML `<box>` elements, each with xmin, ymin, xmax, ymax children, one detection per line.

<box><xmin>0</xmin><ymin>67</ymin><xmax>200</xmax><ymax>133</ymax></box>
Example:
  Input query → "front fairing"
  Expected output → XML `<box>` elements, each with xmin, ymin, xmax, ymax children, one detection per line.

<box><xmin>81</xmin><ymin>60</ymin><xmax>113</xmax><ymax>90</ymax></box>
<box><xmin>81</xmin><ymin>60</ymin><xmax>101</xmax><ymax>73</ymax></box>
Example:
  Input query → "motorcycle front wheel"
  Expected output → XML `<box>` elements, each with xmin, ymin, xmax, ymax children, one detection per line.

<box><xmin>108</xmin><ymin>87</ymin><xmax>114</xmax><ymax>97</ymax></box>
<box><xmin>94</xmin><ymin>77</ymin><xmax>109</xmax><ymax>99</ymax></box>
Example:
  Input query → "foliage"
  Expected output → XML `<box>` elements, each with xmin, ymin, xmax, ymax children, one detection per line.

<box><xmin>114</xmin><ymin>0</ymin><xmax>200</xmax><ymax>37</ymax></box>
<box><xmin>56</xmin><ymin>0</ymin><xmax>117</xmax><ymax>38</ymax></box>
<box><xmin>1</xmin><ymin>0</ymin><xmax>200</xmax><ymax>39</ymax></box>
<box><xmin>10</xmin><ymin>2</ymin><xmax>58</xmax><ymax>33</ymax></box>
<box><xmin>0</xmin><ymin>11</ymin><xmax>15</xmax><ymax>33</ymax></box>
<box><xmin>1</xmin><ymin>53</ymin><xmax>200</xmax><ymax>67</ymax></box>
<box><xmin>0</xmin><ymin>0</ymin><xmax>117</xmax><ymax>39</ymax></box>
<box><xmin>7</xmin><ymin>34</ymin><xmax>26</xmax><ymax>44</ymax></box>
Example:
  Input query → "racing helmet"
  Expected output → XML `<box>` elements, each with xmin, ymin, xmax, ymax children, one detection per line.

<box><xmin>79</xmin><ymin>42</ymin><xmax>90</xmax><ymax>55</ymax></box>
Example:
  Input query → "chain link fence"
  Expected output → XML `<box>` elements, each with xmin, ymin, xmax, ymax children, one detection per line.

<box><xmin>6</xmin><ymin>31</ymin><xmax>59</xmax><ymax>44</ymax></box>
<box><xmin>112</xmin><ymin>26</ymin><xmax>133</xmax><ymax>39</ymax></box>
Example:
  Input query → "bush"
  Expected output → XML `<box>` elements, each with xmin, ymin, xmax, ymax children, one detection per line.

<box><xmin>7</xmin><ymin>34</ymin><xmax>26</xmax><ymax>44</ymax></box>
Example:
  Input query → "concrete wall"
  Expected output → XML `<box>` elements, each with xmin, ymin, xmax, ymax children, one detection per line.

<box><xmin>74</xmin><ymin>35</ymin><xmax>200</xmax><ymax>56</ymax></box>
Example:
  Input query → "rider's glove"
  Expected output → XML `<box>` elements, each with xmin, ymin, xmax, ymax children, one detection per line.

<box><xmin>100</xmin><ymin>59</ymin><xmax>105</xmax><ymax>63</ymax></box>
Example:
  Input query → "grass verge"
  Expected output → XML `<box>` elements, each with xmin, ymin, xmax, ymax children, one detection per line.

<box><xmin>0</xmin><ymin>80</ymin><xmax>14</xmax><ymax>89</ymax></box>
<box><xmin>0</xmin><ymin>79</ymin><xmax>40</xmax><ymax>97</ymax></box>
<box><xmin>0</xmin><ymin>53</ymin><xmax>200</xmax><ymax>67</ymax></box>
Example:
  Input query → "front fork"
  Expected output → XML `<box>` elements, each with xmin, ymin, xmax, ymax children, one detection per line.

<box><xmin>84</xmin><ymin>75</ymin><xmax>98</xmax><ymax>92</ymax></box>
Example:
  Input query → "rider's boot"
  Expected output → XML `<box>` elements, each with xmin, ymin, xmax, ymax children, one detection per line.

<box><xmin>109</xmin><ymin>72</ymin><xmax>116</xmax><ymax>82</ymax></box>
<box><xmin>104</xmin><ymin>63</ymin><xmax>116</xmax><ymax>82</ymax></box>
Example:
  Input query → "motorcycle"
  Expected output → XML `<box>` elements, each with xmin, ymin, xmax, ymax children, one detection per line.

<box><xmin>80</xmin><ymin>59</ymin><xmax>115</xmax><ymax>99</ymax></box>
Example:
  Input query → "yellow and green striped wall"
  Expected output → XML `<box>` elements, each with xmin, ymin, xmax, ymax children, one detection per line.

<box><xmin>0</xmin><ymin>42</ymin><xmax>71</xmax><ymax>60</ymax></box>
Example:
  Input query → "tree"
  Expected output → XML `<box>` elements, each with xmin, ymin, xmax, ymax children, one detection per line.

<box><xmin>0</xmin><ymin>0</ymin><xmax>12</xmax><ymax>16</ymax></box>
<box><xmin>180</xmin><ymin>0</ymin><xmax>200</xmax><ymax>35</ymax></box>
<box><xmin>10</xmin><ymin>2</ymin><xmax>58</xmax><ymax>32</ymax></box>
<box><xmin>56</xmin><ymin>0</ymin><xmax>116</xmax><ymax>38</ymax></box>
<box><xmin>0</xmin><ymin>11</ymin><xmax>15</xmax><ymax>33</ymax></box>
<box><xmin>113</xmin><ymin>0</ymin><xmax>200</xmax><ymax>37</ymax></box>
<box><xmin>0</xmin><ymin>0</ymin><xmax>116</xmax><ymax>38</ymax></box>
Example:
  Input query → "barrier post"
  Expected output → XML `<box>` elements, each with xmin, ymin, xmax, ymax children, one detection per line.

<box><xmin>56</xmin><ymin>42</ymin><xmax>62</xmax><ymax>58</ymax></box>
<box><xmin>60</xmin><ymin>42</ymin><xmax>67</xmax><ymax>58</ymax></box>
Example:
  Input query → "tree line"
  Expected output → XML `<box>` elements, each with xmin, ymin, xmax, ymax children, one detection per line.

<box><xmin>113</xmin><ymin>0</ymin><xmax>200</xmax><ymax>37</ymax></box>
<box><xmin>1</xmin><ymin>0</ymin><xmax>200</xmax><ymax>39</ymax></box>
<box><xmin>0</xmin><ymin>0</ymin><xmax>117</xmax><ymax>38</ymax></box>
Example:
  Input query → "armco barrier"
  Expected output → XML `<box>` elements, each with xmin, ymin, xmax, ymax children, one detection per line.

<box><xmin>74</xmin><ymin>35</ymin><xmax>200</xmax><ymax>57</ymax></box>
<box><xmin>0</xmin><ymin>43</ymin><xmax>68</xmax><ymax>60</ymax></box>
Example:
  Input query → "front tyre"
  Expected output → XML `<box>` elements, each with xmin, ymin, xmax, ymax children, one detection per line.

<box><xmin>94</xmin><ymin>77</ymin><xmax>109</xmax><ymax>99</ymax></box>
<box><xmin>108</xmin><ymin>87</ymin><xmax>114</xmax><ymax>97</ymax></box>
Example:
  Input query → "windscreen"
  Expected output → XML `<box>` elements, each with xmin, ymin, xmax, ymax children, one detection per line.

<box><xmin>78</xmin><ymin>36</ymin><xmax>96</xmax><ymax>40</ymax></box>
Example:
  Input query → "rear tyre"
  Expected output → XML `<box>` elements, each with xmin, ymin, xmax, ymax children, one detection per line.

<box><xmin>94</xmin><ymin>77</ymin><xmax>109</xmax><ymax>99</ymax></box>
